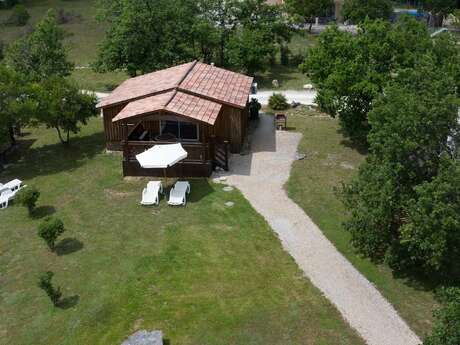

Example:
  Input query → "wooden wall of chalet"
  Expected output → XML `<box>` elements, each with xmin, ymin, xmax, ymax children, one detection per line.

<box><xmin>102</xmin><ymin>102</ymin><xmax>249</xmax><ymax>153</ymax></box>
<box><xmin>102</xmin><ymin>103</ymin><xmax>127</xmax><ymax>150</ymax></box>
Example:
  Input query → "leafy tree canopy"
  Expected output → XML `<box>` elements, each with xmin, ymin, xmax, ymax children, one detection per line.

<box><xmin>5</xmin><ymin>9</ymin><xmax>74</xmax><ymax>81</ymax></box>
<box><xmin>32</xmin><ymin>77</ymin><xmax>97</xmax><ymax>144</ymax></box>
<box><xmin>95</xmin><ymin>0</ymin><xmax>290</xmax><ymax>75</ymax></box>
<box><xmin>342</xmin><ymin>0</ymin><xmax>393</xmax><ymax>23</ymax></box>
<box><xmin>302</xmin><ymin>17</ymin><xmax>460</xmax><ymax>144</ymax></box>
<box><xmin>285</xmin><ymin>0</ymin><xmax>334</xmax><ymax>31</ymax></box>
<box><xmin>341</xmin><ymin>57</ymin><xmax>460</xmax><ymax>278</ymax></box>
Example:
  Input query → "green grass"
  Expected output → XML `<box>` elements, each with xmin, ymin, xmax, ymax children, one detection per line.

<box><xmin>0</xmin><ymin>118</ymin><xmax>364</xmax><ymax>345</ymax></box>
<box><xmin>284</xmin><ymin>107</ymin><xmax>437</xmax><ymax>339</ymax></box>
<box><xmin>0</xmin><ymin>0</ymin><xmax>129</xmax><ymax>91</ymax></box>
<box><xmin>254</xmin><ymin>32</ymin><xmax>315</xmax><ymax>90</ymax></box>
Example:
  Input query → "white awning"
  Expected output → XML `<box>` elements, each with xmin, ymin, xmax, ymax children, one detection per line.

<box><xmin>135</xmin><ymin>143</ymin><xmax>188</xmax><ymax>169</ymax></box>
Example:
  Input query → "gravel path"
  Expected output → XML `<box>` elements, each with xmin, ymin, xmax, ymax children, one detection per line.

<box><xmin>251</xmin><ymin>89</ymin><xmax>317</xmax><ymax>105</ymax></box>
<box><xmin>214</xmin><ymin>114</ymin><xmax>421</xmax><ymax>345</ymax></box>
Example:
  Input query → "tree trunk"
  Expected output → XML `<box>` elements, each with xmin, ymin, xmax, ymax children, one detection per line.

<box><xmin>8</xmin><ymin>125</ymin><xmax>16</xmax><ymax>145</ymax></box>
<box><xmin>55</xmin><ymin>127</ymin><xmax>68</xmax><ymax>144</ymax></box>
<box><xmin>308</xmin><ymin>22</ymin><xmax>313</xmax><ymax>33</ymax></box>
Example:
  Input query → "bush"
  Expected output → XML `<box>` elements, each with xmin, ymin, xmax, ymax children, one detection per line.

<box><xmin>16</xmin><ymin>186</ymin><xmax>40</xmax><ymax>215</ymax></box>
<box><xmin>268</xmin><ymin>93</ymin><xmax>289</xmax><ymax>110</ymax></box>
<box><xmin>5</xmin><ymin>4</ymin><xmax>30</xmax><ymax>26</ymax></box>
<box><xmin>38</xmin><ymin>271</ymin><xmax>62</xmax><ymax>306</ymax></box>
<box><xmin>0</xmin><ymin>41</ymin><xmax>4</xmax><ymax>61</ymax></box>
<box><xmin>424</xmin><ymin>287</ymin><xmax>460</xmax><ymax>345</ymax></box>
<box><xmin>37</xmin><ymin>216</ymin><xmax>65</xmax><ymax>251</ymax></box>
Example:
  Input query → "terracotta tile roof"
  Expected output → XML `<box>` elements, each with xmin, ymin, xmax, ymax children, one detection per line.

<box><xmin>166</xmin><ymin>92</ymin><xmax>222</xmax><ymax>125</ymax></box>
<box><xmin>179</xmin><ymin>62</ymin><xmax>253</xmax><ymax>108</ymax></box>
<box><xmin>96</xmin><ymin>61</ymin><xmax>195</xmax><ymax>108</ymax></box>
<box><xmin>111</xmin><ymin>91</ymin><xmax>174</xmax><ymax>122</ymax></box>
<box><xmin>111</xmin><ymin>90</ymin><xmax>221</xmax><ymax>125</ymax></box>
<box><xmin>101</xmin><ymin>61</ymin><xmax>252</xmax><ymax>125</ymax></box>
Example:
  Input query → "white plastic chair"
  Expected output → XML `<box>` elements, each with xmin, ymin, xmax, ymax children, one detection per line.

<box><xmin>140</xmin><ymin>181</ymin><xmax>163</xmax><ymax>206</ymax></box>
<box><xmin>168</xmin><ymin>181</ymin><xmax>190</xmax><ymax>206</ymax></box>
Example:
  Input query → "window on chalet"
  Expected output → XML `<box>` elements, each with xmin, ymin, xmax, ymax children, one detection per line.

<box><xmin>159</xmin><ymin>120</ymin><xmax>199</xmax><ymax>141</ymax></box>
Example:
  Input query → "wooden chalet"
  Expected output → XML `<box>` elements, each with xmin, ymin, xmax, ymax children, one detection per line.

<box><xmin>97</xmin><ymin>61</ymin><xmax>253</xmax><ymax>177</ymax></box>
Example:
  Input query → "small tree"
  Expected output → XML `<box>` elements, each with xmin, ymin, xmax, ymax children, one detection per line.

<box><xmin>268</xmin><ymin>93</ymin><xmax>289</xmax><ymax>110</ymax></box>
<box><xmin>5</xmin><ymin>9</ymin><xmax>74</xmax><ymax>81</ymax></box>
<box><xmin>38</xmin><ymin>271</ymin><xmax>62</xmax><ymax>306</ymax></box>
<box><xmin>38</xmin><ymin>216</ymin><xmax>65</xmax><ymax>251</ymax></box>
<box><xmin>5</xmin><ymin>5</ymin><xmax>30</xmax><ymax>26</ymax></box>
<box><xmin>33</xmin><ymin>77</ymin><xmax>98</xmax><ymax>144</ymax></box>
<box><xmin>342</xmin><ymin>0</ymin><xmax>393</xmax><ymax>23</ymax></box>
<box><xmin>15</xmin><ymin>187</ymin><xmax>40</xmax><ymax>215</ymax></box>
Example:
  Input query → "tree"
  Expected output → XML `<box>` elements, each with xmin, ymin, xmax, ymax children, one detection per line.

<box><xmin>5</xmin><ymin>9</ymin><xmax>74</xmax><ymax>81</ymax></box>
<box><xmin>95</xmin><ymin>0</ymin><xmax>291</xmax><ymax>75</ymax></box>
<box><xmin>342</xmin><ymin>0</ymin><xmax>393</xmax><ymax>23</ymax></box>
<box><xmin>302</xmin><ymin>17</ymin><xmax>458</xmax><ymax>144</ymax></box>
<box><xmin>95</xmin><ymin>0</ymin><xmax>199</xmax><ymax>76</ymax></box>
<box><xmin>423</xmin><ymin>0</ymin><xmax>457</xmax><ymax>26</ymax></box>
<box><xmin>341</xmin><ymin>57</ymin><xmax>460</xmax><ymax>277</ymax></box>
<box><xmin>285</xmin><ymin>0</ymin><xmax>334</xmax><ymax>32</ymax></box>
<box><xmin>0</xmin><ymin>65</ymin><xmax>34</xmax><ymax>147</ymax></box>
<box><xmin>424</xmin><ymin>288</ymin><xmax>460</xmax><ymax>345</ymax></box>
<box><xmin>38</xmin><ymin>271</ymin><xmax>62</xmax><ymax>306</ymax></box>
<box><xmin>38</xmin><ymin>216</ymin><xmax>65</xmax><ymax>251</ymax></box>
<box><xmin>16</xmin><ymin>187</ymin><xmax>40</xmax><ymax>216</ymax></box>
<box><xmin>33</xmin><ymin>77</ymin><xmax>97</xmax><ymax>144</ymax></box>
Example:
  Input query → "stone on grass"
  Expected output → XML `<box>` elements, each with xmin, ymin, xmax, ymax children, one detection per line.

<box><xmin>225</xmin><ymin>201</ymin><xmax>235</xmax><ymax>207</ymax></box>
<box><xmin>121</xmin><ymin>330</ymin><xmax>163</xmax><ymax>345</ymax></box>
<box><xmin>223</xmin><ymin>186</ymin><xmax>234</xmax><ymax>192</ymax></box>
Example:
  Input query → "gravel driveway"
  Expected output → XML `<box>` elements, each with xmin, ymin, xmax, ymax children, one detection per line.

<box><xmin>214</xmin><ymin>114</ymin><xmax>421</xmax><ymax>345</ymax></box>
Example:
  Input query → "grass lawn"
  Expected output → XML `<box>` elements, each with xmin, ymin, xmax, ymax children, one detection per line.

<box><xmin>284</xmin><ymin>107</ymin><xmax>438</xmax><ymax>339</ymax></box>
<box><xmin>0</xmin><ymin>117</ymin><xmax>364</xmax><ymax>345</ymax></box>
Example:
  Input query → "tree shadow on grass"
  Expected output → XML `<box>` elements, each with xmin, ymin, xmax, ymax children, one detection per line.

<box><xmin>32</xmin><ymin>205</ymin><xmax>56</xmax><ymax>219</ymax></box>
<box><xmin>1</xmin><ymin>131</ymin><xmax>105</xmax><ymax>181</ymax></box>
<box><xmin>188</xmin><ymin>179</ymin><xmax>214</xmax><ymax>203</ymax></box>
<box><xmin>55</xmin><ymin>238</ymin><xmax>84</xmax><ymax>256</ymax></box>
<box><xmin>57</xmin><ymin>295</ymin><xmax>79</xmax><ymax>309</ymax></box>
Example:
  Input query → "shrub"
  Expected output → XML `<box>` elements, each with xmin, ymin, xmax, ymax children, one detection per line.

<box><xmin>424</xmin><ymin>287</ymin><xmax>460</xmax><ymax>345</ymax></box>
<box><xmin>16</xmin><ymin>186</ymin><xmax>40</xmax><ymax>215</ymax></box>
<box><xmin>38</xmin><ymin>271</ymin><xmax>62</xmax><ymax>306</ymax></box>
<box><xmin>5</xmin><ymin>4</ymin><xmax>30</xmax><ymax>26</ymax></box>
<box><xmin>37</xmin><ymin>216</ymin><xmax>65</xmax><ymax>251</ymax></box>
<box><xmin>0</xmin><ymin>40</ymin><xmax>4</xmax><ymax>61</ymax></box>
<box><xmin>268</xmin><ymin>93</ymin><xmax>289</xmax><ymax>110</ymax></box>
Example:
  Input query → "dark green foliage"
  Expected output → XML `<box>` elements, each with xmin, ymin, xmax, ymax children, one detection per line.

<box><xmin>32</xmin><ymin>77</ymin><xmax>98</xmax><ymax>144</ymax></box>
<box><xmin>0</xmin><ymin>0</ymin><xmax>20</xmax><ymax>10</ymax></box>
<box><xmin>268</xmin><ymin>93</ymin><xmax>289</xmax><ymax>110</ymax></box>
<box><xmin>285</xmin><ymin>0</ymin><xmax>334</xmax><ymax>31</ymax></box>
<box><xmin>424</xmin><ymin>288</ymin><xmax>460</xmax><ymax>345</ymax></box>
<box><xmin>95</xmin><ymin>0</ymin><xmax>290</xmax><ymax>75</ymax></box>
<box><xmin>38</xmin><ymin>216</ymin><xmax>65</xmax><ymax>251</ymax></box>
<box><xmin>16</xmin><ymin>186</ymin><xmax>40</xmax><ymax>215</ymax></box>
<box><xmin>38</xmin><ymin>271</ymin><xmax>62</xmax><ymax>306</ymax></box>
<box><xmin>341</xmin><ymin>57</ymin><xmax>460</xmax><ymax>278</ymax></box>
<box><xmin>5</xmin><ymin>9</ymin><xmax>74</xmax><ymax>81</ymax></box>
<box><xmin>302</xmin><ymin>17</ymin><xmax>459</xmax><ymax>144</ymax></box>
<box><xmin>0</xmin><ymin>40</ymin><xmax>4</xmax><ymax>61</ymax></box>
<box><xmin>342</xmin><ymin>0</ymin><xmax>393</xmax><ymax>23</ymax></box>
<box><xmin>0</xmin><ymin>65</ymin><xmax>35</xmax><ymax>147</ymax></box>
<box><xmin>5</xmin><ymin>4</ymin><xmax>30</xmax><ymax>26</ymax></box>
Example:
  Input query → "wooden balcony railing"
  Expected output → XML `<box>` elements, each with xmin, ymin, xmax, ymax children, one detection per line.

<box><xmin>123</xmin><ymin>141</ymin><xmax>210</xmax><ymax>164</ymax></box>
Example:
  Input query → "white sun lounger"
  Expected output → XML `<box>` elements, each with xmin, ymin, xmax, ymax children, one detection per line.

<box><xmin>140</xmin><ymin>181</ymin><xmax>163</xmax><ymax>206</ymax></box>
<box><xmin>0</xmin><ymin>189</ymin><xmax>14</xmax><ymax>210</ymax></box>
<box><xmin>0</xmin><ymin>179</ymin><xmax>25</xmax><ymax>197</ymax></box>
<box><xmin>168</xmin><ymin>181</ymin><xmax>191</xmax><ymax>206</ymax></box>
